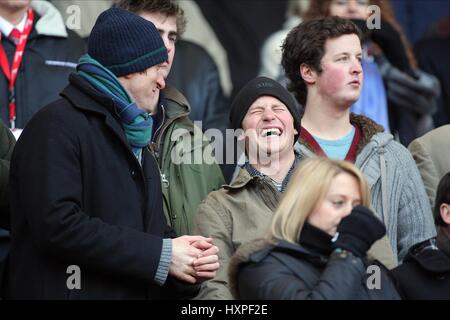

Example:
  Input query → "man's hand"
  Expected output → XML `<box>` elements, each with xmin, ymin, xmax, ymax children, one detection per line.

<box><xmin>169</xmin><ymin>236</ymin><xmax>220</xmax><ymax>284</ymax></box>
<box><xmin>170</xmin><ymin>235</ymin><xmax>206</xmax><ymax>284</ymax></box>
<box><xmin>193</xmin><ymin>243</ymin><xmax>219</xmax><ymax>282</ymax></box>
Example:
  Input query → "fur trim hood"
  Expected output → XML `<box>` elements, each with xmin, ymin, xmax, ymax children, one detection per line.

<box><xmin>228</xmin><ymin>239</ymin><xmax>272</xmax><ymax>299</ymax></box>
<box><xmin>32</xmin><ymin>0</ymin><xmax>68</xmax><ymax>38</ymax></box>
<box><xmin>295</xmin><ymin>113</ymin><xmax>395</xmax><ymax>164</ymax></box>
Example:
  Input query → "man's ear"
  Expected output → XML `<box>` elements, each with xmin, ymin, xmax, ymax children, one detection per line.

<box><xmin>440</xmin><ymin>203</ymin><xmax>450</xmax><ymax>225</ymax></box>
<box><xmin>300</xmin><ymin>63</ymin><xmax>316</xmax><ymax>85</ymax></box>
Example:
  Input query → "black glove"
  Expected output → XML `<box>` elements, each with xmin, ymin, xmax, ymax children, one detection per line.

<box><xmin>351</xmin><ymin>18</ymin><xmax>412</xmax><ymax>74</ymax></box>
<box><xmin>331</xmin><ymin>205</ymin><xmax>386</xmax><ymax>258</ymax></box>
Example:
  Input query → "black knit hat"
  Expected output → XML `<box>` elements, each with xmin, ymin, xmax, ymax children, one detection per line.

<box><xmin>88</xmin><ymin>7</ymin><xmax>168</xmax><ymax>77</ymax></box>
<box><xmin>230</xmin><ymin>77</ymin><xmax>301</xmax><ymax>141</ymax></box>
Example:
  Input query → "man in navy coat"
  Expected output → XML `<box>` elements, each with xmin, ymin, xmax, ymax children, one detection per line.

<box><xmin>4</xmin><ymin>8</ymin><xmax>218</xmax><ymax>299</ymax></box>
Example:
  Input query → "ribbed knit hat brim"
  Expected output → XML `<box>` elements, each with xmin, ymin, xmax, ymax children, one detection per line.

<box><xmin>88</xmin><ymin>7</ymin><xmax>168</xmax><ymax>77</ymax></box>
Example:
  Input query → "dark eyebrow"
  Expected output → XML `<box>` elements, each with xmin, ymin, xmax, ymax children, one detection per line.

<box><xmin>333</xmin><ymin>52</ymin><xmax>350</xmax><ymax>58</ymax></box>
<box><xmin>333</xmin><ymin>52</ymin><xmax>363</xmax><ymax>58</ymax></box>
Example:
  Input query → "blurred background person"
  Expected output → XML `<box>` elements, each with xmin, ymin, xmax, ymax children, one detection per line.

<box><xmin>435</xmin><ymin>172</ymin><xmax>450</xmax><ymax>257</ymax></box>
<box><xmin>391</xmin><ymin>172</ymin><xmax>450</xmax><ymax>299</ymax></box>
<box><xmin>259</xmin><ymin>0</ymin><xmax>308</xmax><ymax>83</ymax></box>
<box><xmin>415</xmin><ymin>15</ymin><xmax>450</xmax><ymax>128</ymax></box>
<box><xmin>0</xmin><ymin>118</ymin><xmax>14</xmax><ymax>297</ymax></box>
<box><xmin>194</xmin><ymin>0</ymin><xmax>289</xmax><ymax>100</ymax></box>
<box><xmin>113</xmin><ymin>0</ymin><xmax>226</xmax><ymax>235</ymax></box>
<box><xmin>408</xmin><ymin>124</ymin><xmax>450</xmax><ymax>209</ymax></box>
<box><xmin>0</xmin><ymin>0</ymin><xmax>84</xmax><ymax>297</ymax></box>
<box><xmin>0</xmin><ymin>118</ymin><xmax>14</xmax><ymax>225</ymax></box>
<box><xmin>113</xmin><ymin>0</ymin><xmax>234</xmax><ymax>181</ymax></box>
<box><xmin>0</xmin><ymin>0</ymin><xmax>85</xmax><ymax>134</ymax></box>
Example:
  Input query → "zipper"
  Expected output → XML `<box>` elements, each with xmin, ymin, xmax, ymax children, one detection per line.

<box><xmin>147</xmin><ymin>145</ymin><xmax>174</xmax><ymax>221</ymax></box>
<box><xmin>149</xmin><ymin>100</ymin><xmax>190</xmax><ymax>230</ymax></box>
<box><xmin>153</xmin><ymin>103</ymin><xmax>166</xmax><ymax>148</ymax></box>
<box><xmin>160</xmin><ymin>173</ymin><xmax>169</xmax><ymax>189</ymax></box>
<box><xmin>150</xmin><ymin>103</ymin><xmax>166</xmax><ymax>161</ymax></box>
<box><xmin>152</xmin><ymin>102</ymin><xmax>187</xmax><ymax>168</ymax></box>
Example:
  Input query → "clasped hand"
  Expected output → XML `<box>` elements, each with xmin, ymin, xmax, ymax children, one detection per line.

<box><xmin>170</xmin><ymin>235</ymin><xmax>219</xmax><ymax>284</ymax></box>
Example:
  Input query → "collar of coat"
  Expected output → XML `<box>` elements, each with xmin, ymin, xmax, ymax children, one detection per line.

<box><xmin>64</xmin><ymin>73</ymin><xmax>117</xmax><ymax>115</ymax></box>
<box><xmin>228</xmin><ymin>237</ymin><xmax>329</xmax><ymax>299</ymax></box>
<box><xmin>223</xmin><ymin>167</ymin><xmax>258</xmax><ymax>190</ymax></box>
<box><xmin>298</xmin><ymin>113</ymin><xmax>385</xmax><ymax>157</ymax></box>
<box><xmin>31</xmin><ymin>0</ymin><xmax>68</xmax><ymax>38</ymax></box>
<box><xmin>437</xmin><ymin>226</ymin><xmax>450</xmax><ymax>257</ymax></box>
<box><xmin>162</xmin><ymin>85</ymin><xmax>191</xmax><ymax>121</ymax></box>
<box><xmin>224</xmin><ymin>152</ymin><xmax>300</xmax><ymax>191</ymax></box>
<box><xmin>405</xmin><ymin>238</ymin><xmax>450</xmax><ymax>274</ymax></box>
<box><xmin>61</xmin><ymin>74</ymin><xmax>135</xmax><ymax>152</ymax></box>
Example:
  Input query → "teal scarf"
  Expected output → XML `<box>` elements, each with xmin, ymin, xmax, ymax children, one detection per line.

<box><xmin>76</xmin><ymin>54</ymin><xmax>153</xmax><ymax>159</ymax></box>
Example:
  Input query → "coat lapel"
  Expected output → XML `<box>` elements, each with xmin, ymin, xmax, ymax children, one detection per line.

<box><xmin>61</xmin><ymin>74</ymin><xmax>131</xmax><ymax>152</ymax></box>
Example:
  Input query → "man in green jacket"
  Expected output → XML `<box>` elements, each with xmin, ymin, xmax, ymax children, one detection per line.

<box><xmin>194</xmin><ymin>76</ymin><xmax>397</xmax><ymax>299</ymax></box>
<box><xmin>116</xmin><ymin>0</ymin><xmax>225</xmax><ymax>236</ymax></box>
<box><xmin>193</xmin><ymin>76</ymin><xmax>303</xmax><ymax>299</ymax></box>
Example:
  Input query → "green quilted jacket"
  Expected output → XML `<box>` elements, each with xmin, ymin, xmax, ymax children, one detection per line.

<box><xmin>150</xmin><ymin>86</ymin><xmax>225</xmax><ymax>235</ymax></box>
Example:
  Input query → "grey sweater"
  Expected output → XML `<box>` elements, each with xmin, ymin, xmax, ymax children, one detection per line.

<box><xmin>295</xmin><ymin>114</ymin><xmax>436</xmax><ymax>263</ymax></box>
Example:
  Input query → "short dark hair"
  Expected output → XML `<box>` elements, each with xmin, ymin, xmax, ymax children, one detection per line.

<box><xmin>115</xmin><ymin>0</ymin><xmax>187</xmax><ymax>36</ymax></box>
<box><xmin>434</xmin><ymin>172</ymin><xmax>450</xmax><ymax>226</ymax></box>
<box><xmin>281</xmin><ymin>16</ymin><xmax>362</xmax><ymax>106</ymax></box>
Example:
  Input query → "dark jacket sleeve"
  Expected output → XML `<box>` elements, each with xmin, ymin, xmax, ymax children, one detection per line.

<box><xmin>0</xmin><ymin>120</ymin><xmax>15</xmax><ymax>228</ymax></box>
<box><xmin>201</xmin><ymin>57</ymin><xmax>230</xmax><ymax>133</ymax></box>
<box><xmin>167</xmin><ymin>40</ymin><xmax>230</xmax><ymax>133</ymax></box>
<box><xmin>238</xmin><ymin>251</ymin><xmax>367</xmax><ymax>300</ymax></box>
<box><xmin>162</xmin><ymin>276</ymin><xmax>201</xmax><ymax>299</ymax></box>
<box><xmin>11</xmin><ymin>109</ymin><xmax>165</xmax><ymax>283</ymax></box>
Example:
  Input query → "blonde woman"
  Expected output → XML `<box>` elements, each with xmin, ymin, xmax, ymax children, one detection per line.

<box><xmin>229</xmin><ymin>158</ymin><xmax>400</xmax><ymax>299</ymax></box>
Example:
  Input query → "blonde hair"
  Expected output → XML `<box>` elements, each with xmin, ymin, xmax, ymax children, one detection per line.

<box><xmin>269</xmin><ymin>158</ymin><xmax>371</xmax><ymax>243</ymax></box>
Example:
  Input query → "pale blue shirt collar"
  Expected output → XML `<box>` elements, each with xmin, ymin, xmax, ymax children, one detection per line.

<box><xmin>0</xmin><ymin>12</ymin><xmax>27</xmax><ymax>37</ymax></box>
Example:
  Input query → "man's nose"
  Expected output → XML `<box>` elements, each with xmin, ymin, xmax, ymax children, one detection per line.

<box><xmin>351</xmin><ymin>59</ymin><xmax>363</xmax><ymax>75</ymax></box>
<box><xmin>262</xmin><ymin>108</ymin><xmax>276</xmax><ymax>120</ymax></box>
<box><xmin>347</xmin><ymin>0</ymin><xmax>358</xmax><ymax>13</ymax></box>
<box><xmin>164</xmin><ymin>38</ymin><xmax>173</xmax><ymax>55</ymax></box>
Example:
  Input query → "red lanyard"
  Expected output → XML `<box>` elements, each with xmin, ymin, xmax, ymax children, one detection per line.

<box><xmin>0</xmin><ymin>8</ymin><xmax>34</xmax><ymax>129</ymax></box>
